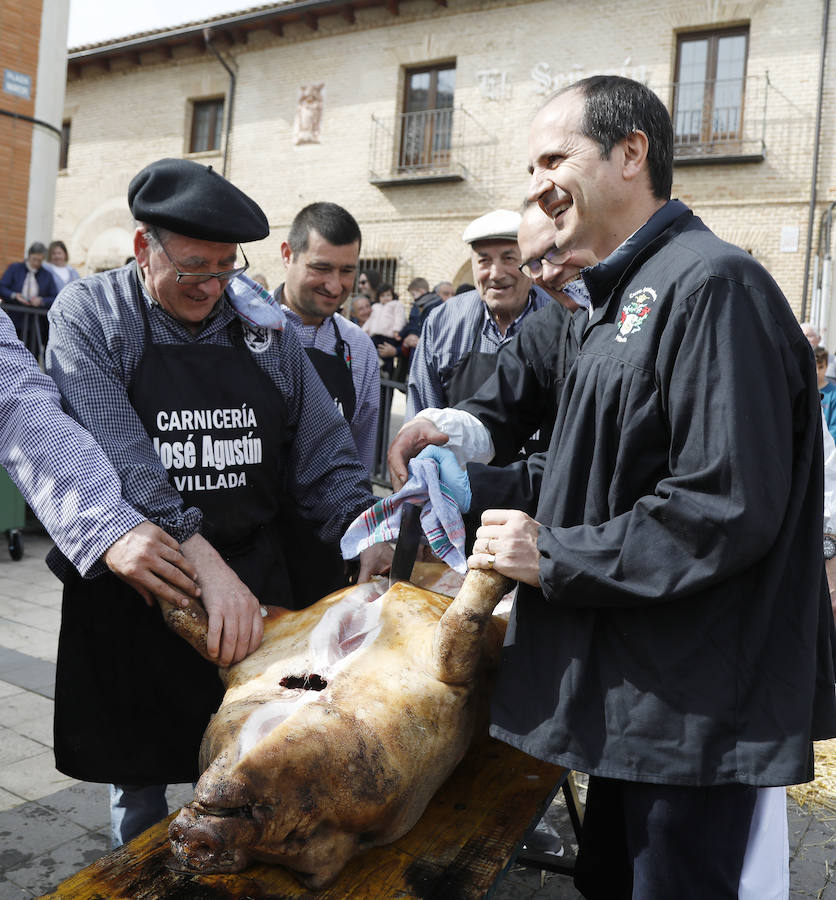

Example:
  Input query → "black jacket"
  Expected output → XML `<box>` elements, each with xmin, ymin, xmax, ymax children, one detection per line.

<box><xmin>456</xmin><ymin>298</ymin><xmax>581</xmax><ymax>464</ymax></box>
<box><xmin>469</xmin><ymin>201</ymin><xmax>836</xmax><ymax>786</ymax></box>
<box><xmin>401</xmin><ymin>291</ymin><xmax>443</xmax><ymax>340</ymax></box>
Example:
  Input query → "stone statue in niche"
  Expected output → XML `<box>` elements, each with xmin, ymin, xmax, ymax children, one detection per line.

<box><xmin>294</xmin><ymin>84</ymin><xmax>324</xmax><ymax>144</ymax></box>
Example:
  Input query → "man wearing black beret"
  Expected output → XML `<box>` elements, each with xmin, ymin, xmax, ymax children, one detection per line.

<box><xmin>45</xmin><ymin>158</ymin><xmax>389</xmax><ymax>847</ymax></box>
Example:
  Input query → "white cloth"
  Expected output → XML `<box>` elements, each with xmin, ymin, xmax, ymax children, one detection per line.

<box><xmin>21</xmin><ymin>267</ymin><xmax>38</xmax><ymax>300</ymax></box>
<box><xmin>226</xmin><ymin>273</ymin><xmax>286</xmax><ymax>330</ymax></box>
<box><xmin>738</xmin><ymin>787</ymin><xmax>789</xmax><ymax>899</ymax></box>
<box><xmin>823</xmin><ymin>409</ymin><xmax>836</xmax><ymax>533</ymax></box>
<box><xmin>413</xmin><ymin>407</ymin><xmax>495</xmax><ymax>467</ymax></box>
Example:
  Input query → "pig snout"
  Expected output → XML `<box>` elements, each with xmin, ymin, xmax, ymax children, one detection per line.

<box><xmin>169</xmin><ymin>804</ymin><xmax>259</xmax><ymax>874</ymax></box>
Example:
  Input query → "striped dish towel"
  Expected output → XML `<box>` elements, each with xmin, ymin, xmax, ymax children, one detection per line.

<box><xmin>340</xmin><ymin>457</ymin><xmax>468</xmax><ymax>574</ymax></box>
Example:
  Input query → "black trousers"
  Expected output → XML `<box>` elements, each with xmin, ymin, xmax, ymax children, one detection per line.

<box><xmin>574</xmin><ymin>775</ymin><xmax>757</xmax><ymax>900</ymax></box>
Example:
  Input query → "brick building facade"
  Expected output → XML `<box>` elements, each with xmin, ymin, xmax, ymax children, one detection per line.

<box><xmin>56</xmin><ymin>0</ymin><xmax>836</xmax><ymax>332</ymax></box>
<box><xmin>0</xmin><ymin>0</ymin><xmax>70</xmax><ymax>264</ymax></box>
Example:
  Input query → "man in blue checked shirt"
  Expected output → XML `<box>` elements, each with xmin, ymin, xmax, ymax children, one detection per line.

<box><xmin>45</xmin><ymin>158</ymin><xmax>389</xmax><ymax>848</ymax></box>
<box><xmin>274</xmin><ymin>202</ymin><xmax>379</xmax><ymax>607</ymax></box>
<box><xmin>405</xmin><ymin>208</ymin><xmax>551</xmax><ymax>455</ymax></box>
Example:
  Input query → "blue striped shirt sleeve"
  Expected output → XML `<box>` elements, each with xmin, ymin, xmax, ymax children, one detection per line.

<box><xmin>0</xmin><ymin>309</ymin><xmax>144</xmax><ymax>575</ymax></box>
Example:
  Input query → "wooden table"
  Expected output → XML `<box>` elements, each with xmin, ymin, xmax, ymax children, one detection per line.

<box><xmin>43</xmin><ymin>734</ymin><xmax>564</xmax><ymax>899</ymax></box>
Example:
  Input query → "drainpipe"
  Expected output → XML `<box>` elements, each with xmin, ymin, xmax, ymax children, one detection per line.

<box><xmin>801</xmin><ymin>0</ymin><xmax>831</xmax><ymax>320</ymax></box>
<box><xmin>203</xmin><ymin>28</ymin><xmax>236</xmax><ymax>178</ymax></box>
<box><xmin>815</xmin><ymin>202</ymin><xmax>836</xmax><ymax>334</ymax></box>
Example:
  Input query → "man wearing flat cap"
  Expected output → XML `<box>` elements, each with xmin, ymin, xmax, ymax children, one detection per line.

<box><xmin>45</xmin><ymin>158</ymin><xmax>387</xmax><ymax>846</ymax></box>
<box><xmin>404</xmin><ymin>209</ymin><xmax>550</xmax><ymax>454</ymax></box>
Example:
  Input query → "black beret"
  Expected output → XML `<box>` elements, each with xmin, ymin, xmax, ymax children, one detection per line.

<box><xmin>128</xmin><ymin>158</ymin><xmax>269</xmax><ymax>243</ymax></box>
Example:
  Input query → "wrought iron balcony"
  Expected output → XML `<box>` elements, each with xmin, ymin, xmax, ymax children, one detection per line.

<box><xmin>666</xmin><ymin>73</ymin><xmax>768</xmax><ymax>164</ymax></box>
<box><xmin>369</xmin><ymin>106</ymin><xmax>495</xmax><ymax>186</ymax></box>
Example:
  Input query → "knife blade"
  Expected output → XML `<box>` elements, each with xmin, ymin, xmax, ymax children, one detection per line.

<box><xmin>389</xmin><ymin>501</ymin><xmax>423</xmax><ymax>586</ymax></box>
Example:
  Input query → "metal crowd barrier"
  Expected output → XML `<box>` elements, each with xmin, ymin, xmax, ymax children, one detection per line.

<box><xmin>371</xmin><ymin>376</ymin><xmax>407</xmax><ymax>490</ymax></box>
<box><xmin>1</xmin><ymin>303</ymin><xmax>49</xmax><ymax>367</ymax></box>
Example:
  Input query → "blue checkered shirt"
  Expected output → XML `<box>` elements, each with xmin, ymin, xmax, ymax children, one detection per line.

<box><xmin>46</xmin><ymin>265</ymin><xmax>375</xmax><ymax>556</ymax></box>
<box><xmin>406</xmin><ymin>287</ymin><xmax>551</xmax><ymax>418</ymax></box>
<box><xmin>0</xmin><ymin>309</ymin><xmax>144</xmax><ymax>575</ymax></box>
<box><xmin>278</xmin><ymin>291</ymin><xmax>380</xmax><ymax>472</ymax></box>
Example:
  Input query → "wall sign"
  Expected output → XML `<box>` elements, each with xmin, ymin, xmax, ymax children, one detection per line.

<box><xmin>3</xmin><ymin>69</ymin><xmax>31</xmax><ymax>100</ymax></box>
<box><xmin>476</xmin><ymin>70</ymin><xmax>511</xmax><ymax>101</ymax></box>
<box><xmin>780</xmin><ymin>226</ymin><xmax>799</xmax><ymax>253</ymax></box>
<box><xmin>531</xmin><ymin>59</ymin><xmax>649</xmax><ymax>95</ymax></box>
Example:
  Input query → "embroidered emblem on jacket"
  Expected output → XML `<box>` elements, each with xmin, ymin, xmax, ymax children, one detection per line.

<box><xmin>243</xmin><ymin>324</ymin><xmax>272</xmax><ymax>354</ymax></box>
<box><xmin>616</xmin><ymin>287</ymin><xmax>657</xmax><ymax>343</ymax></box>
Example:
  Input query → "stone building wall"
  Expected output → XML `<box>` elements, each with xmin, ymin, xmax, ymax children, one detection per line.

<box><xmin>56</xmin><ymin>0</ymin><xmax>836</xmax><ymax>321</ymax></box>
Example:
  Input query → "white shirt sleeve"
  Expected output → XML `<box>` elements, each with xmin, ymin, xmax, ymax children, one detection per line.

<box><xmin>822</xmin><ymin>410</ymin><xmax>836</xmax><ymax>534</ymax></box>
<box><xmin>413</xmin><ymin>407</ymin><xmax>496</xmax><ymax>467</ymax></box>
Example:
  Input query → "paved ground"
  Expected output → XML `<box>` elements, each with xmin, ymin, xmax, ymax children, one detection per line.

<box><xmin>0</xmin><ymin>531</ymin><xmax>834</xmax><ymax>899</ymax></box>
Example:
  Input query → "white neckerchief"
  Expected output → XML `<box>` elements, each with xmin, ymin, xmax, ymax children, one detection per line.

<box><xmin>225</xmin><ymin>274</ymin><xmax>286</xmax><ymax>330</ymax></box>
<box><xmin>22</xmin><ymin>265</ymin><xmax>38</xmax><ymax>300</ymax></box>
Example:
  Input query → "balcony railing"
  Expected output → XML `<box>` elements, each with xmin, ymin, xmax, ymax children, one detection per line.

<box><xmin>666</xmin><ymin>73</ymin><xmax>768</xmax><ymax>163</ymax></box>
<box><xmin>369</xmin><ymin>106</ymin><xmax>495</xmax><ymax>186</ymax></box>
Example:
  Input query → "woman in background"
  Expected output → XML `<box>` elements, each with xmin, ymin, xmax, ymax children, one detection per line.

<box><xmin>44</xmin><ymin>241</ymin><xmax>80</xmax><ymax>291</ymax></box>
<box><xmin>357</xmin><ymin>269</ymin><xmax>380</xmax><ymax>304</ymax></box>
<box><xmin>362</xmin><ymin>282</ymin><xmax>405</xmax><ymax>375</ymax></box>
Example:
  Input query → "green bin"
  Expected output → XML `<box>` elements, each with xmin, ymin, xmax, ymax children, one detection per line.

<box><xmin>0</xmin><ymin>467</ymin><xmax>25</xmax><ymax>560</ymax></box>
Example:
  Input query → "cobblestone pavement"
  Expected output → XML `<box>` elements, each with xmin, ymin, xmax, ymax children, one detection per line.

<box><xmin>0</xmin><ymin>532</ymin><xmax>834</xmax><ymax>898</ymax></box>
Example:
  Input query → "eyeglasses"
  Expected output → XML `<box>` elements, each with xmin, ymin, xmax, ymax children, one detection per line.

<box><xmin>155</xmin><ymin>233</ymin><xmax>249</xmax><ymax>285</ymax></box>
<box><xmin>518</xmin><ymin>247</ymin><xmax>572</xmax><ymax>278</ymax></box>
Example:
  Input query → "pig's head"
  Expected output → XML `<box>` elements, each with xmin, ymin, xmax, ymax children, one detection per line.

<box><xmin>168</xmin><ymin>799</ymin><xmax>260</xmax><ymax>874</ymax></box>
<box><xmin>169</xmin><ymin>695</ymin><xmax>404</xmax><ymax>888</ymax></box>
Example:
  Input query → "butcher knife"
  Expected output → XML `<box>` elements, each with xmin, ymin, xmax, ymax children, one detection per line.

<box><xmin>390</xmin><ymin>501</ymin><xmax>423</xmax><ymax>586</ymax></box>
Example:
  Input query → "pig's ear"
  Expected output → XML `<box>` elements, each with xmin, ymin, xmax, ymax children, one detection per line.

<box><xmin>431</xmin><ymin>568</ymin><xmax>512</xmax><ymax>685</ymax></box>
<box><xmin>157</xmin><ymin>596</ymin><xmax>214</xmax><ymax>663</ymax></box>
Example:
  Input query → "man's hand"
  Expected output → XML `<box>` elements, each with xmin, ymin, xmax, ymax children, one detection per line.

<box><xmin>388</xmin><ymin>418</ymin><xmax>450</xmax><ymax>490</ymax></box>
<box><xmin>468</xmin><ymin>509</ymin><xmax>541</xmax><ymax>586</ymax></box>
<box><xmin>103</xmin><ymin>521</ymin><xmax>200</xmax><ymax>608</ymax></box>
<box><xmin>357</xmin><ymin>541</ymin><xmax>394</xmax><ymax>582</ymax></box>
<box><xmin>180</xmin><ymin>534</ymin><xmax>263</xmax><ymax>667</ymax></box>
<box><xmin>377</xmin><ymin>342</ymin><xmax>397</xmax><ymax>359</ymax></box>
<box><xmin>402</xmin><ymin>333</ymin><xmax>420</xmax><ymax>350</ymax></box>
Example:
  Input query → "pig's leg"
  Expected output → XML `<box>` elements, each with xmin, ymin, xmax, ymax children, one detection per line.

<box><xmin>431</xmin><ymin>568</ymin><xmax>512</xmax><ymax>684</ymax></box>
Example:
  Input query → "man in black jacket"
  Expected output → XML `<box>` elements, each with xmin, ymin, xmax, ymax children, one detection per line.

<box><xmin>388</xmin><ymin>202</ymin><xmax>593</xmax><ymax>481</ymax></box>
<box><xmin>456</xmin><ymin>76</ymin><xmax>836</xmax><ymax>897</ymax></box>
<box><xmin>393</xmin><ymin>277</ymin><xmax>443</xmax><ymax>380</ymax></box>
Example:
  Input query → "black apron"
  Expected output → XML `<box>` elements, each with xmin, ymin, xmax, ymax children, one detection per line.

<box><xmin>277</xmin><ymin>317</ymin><xmax>357</xmax><ymax>608</ymax></box>
<box><xmin>442</xmin><ymin>312</ymin><xmax>546</xmax><ymax>457</ymax></box>
<box><xmin>54</xmin><ymin>277</ymin><xmax>289</xmax><ymax>785</ymax></box>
